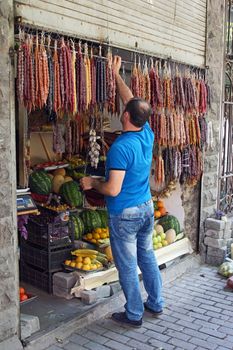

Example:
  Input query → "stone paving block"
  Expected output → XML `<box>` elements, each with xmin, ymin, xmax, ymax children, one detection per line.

<box><xmin>127</xmin><ymin>339</ymin><xmax>155</xmax><ymax>350</ymax></box>
<box><xmin>193</xmin><ymin>318</ymin><xmax>219</xmax><ymax>330</ymax></box>
<box><xmin>143</xmin><ymin>321</ymin><xmax>167</xmax><ymax>333</ymax></box>
<box><xmin>94</xmin><ymin>285</ymin><xmax>111</xmax><ymax>299</ymax></box>
<box><xmin>200</xmin><ymin>327</ymin><xmax>226</xmax><ymax>339</ymax></box>
<box><xmin>218</xmin><ymin>326</ymin><xmax>233</xmax><ymax>336</ymax></box>
<box><xmin>46</xmin><ymin>346</ymin><xmax>62</xmax><ymax>350</ymax></box>
<box><xmin>159</xmin><ymin>320</ymin><xmax>184</xmax><ymax>332</ymax></box>
<box><xmin>188</xmin><ymin>311</ymin><xmax>210</xmax><ymax>322</ymax></box>
<box><xmin>144</xmin><ymin>329</ymin><xmax>170</xmax><ymax>342</ymax></box>
<box><xmin>83</xmin><ymin>330</ymin><xmax>108</xmax><ymax>345</ymax></box>
<box><xmin>205</xmin><ymin>218</ymin><xmax>226</xmax><ymax>230</ymax></box>
<box><xmin>67</xmin><ymin>333</ymin><xmax>89</xmax><ymax>346</ymax></box>
<box><xmin>198</xmin><ymin>303</ymin><xmax>222</xmax><ymax>313</ymax></box>
<box><xmin>53</xmin><ymin>272</ymin><xmax>77</xmax><ymax>289</ymax></box>
<box><xmin>104</xmin><ymin>340</ymin><xmax>134</xmax><ymax>350</ymax></box>
<box><xmin>109</xmin><ymin>281</ymin><xmax>122</xmax><ymax>295</ymax></box>
<box><xmin>177</xmin><ymin>319</ymin><xmax>201</xmax><ymax>331</ymax></box>
<box><xmin>83</xmin><ymin>341</ymin><xmax>110</xmax><ymax>350</ymax></box>
<box><xmin>207</xmin><ymin>335</ymin><xmax>233</xmax><ymax>349</ymax></box>
<box><xmin>182</xmin><ymin>327</ymin><xmax>209</xmax><ymax>340</ymax></box>
<box><xmin>53</xmin><ymin>285</ymin><xmax>74</xmax><ymax>300</ymax></box>
<box><xmin>123</xmin><ymin>329</ymin><xmax>150</xmax><ymax>342</ymax></box>
<box><xmin>80</xmin><ymin>290</ymin><xmax>97</xmax><ymax>305</ymax></box>
<box><xmin>147</xmin><ymin>338</ymin><xmax>175</xmax><ymax>350</ymax></box>
<box><xmin>86</xmin><ymin>324</ymin><xmax>106</xmax><ymax>335</ymax></box>
<box><xmin>189</xmin><ymin>336</ymin><xmax>218</xmax><ymax>350</ymax></box>
<box><xmin>102</xmin><ymin>330</ymin><xmax>129</xmax><ymax>344</ymax></box>
<box><xmin>205</xmin><ymin>229</ymin><xmax>224</xmax><ymax>239</ymax></box>
<box><xmin>204</xmin><ymin>237</ymin><xmax>226</xmax><ymax>248</ymax></box>
<box><xmin>168</xmin><ymin>337</ymin><xmax>196</xmax><ymax>350</ymax></box>
<box><xmin>165</xmin><ymin>329</ymin><xmax>191</xmax><ymax>342</ymax></box>
<box><xmin>63</xmin><ymin>342</ymin><xmax>86</xmax><ymax>350</ymax></box>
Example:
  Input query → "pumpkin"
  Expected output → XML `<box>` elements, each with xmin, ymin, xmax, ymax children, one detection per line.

<box><xmin>52</xmin><ymin>175</ymin><xmax>65</xmax><ymax>194</ymax></box>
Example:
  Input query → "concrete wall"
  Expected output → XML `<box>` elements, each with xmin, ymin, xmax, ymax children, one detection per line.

<box><xmin>199</xmin><ymin>0</ymin><xmax>226</xmax><ymax>259</ymax></box>
<box><xmin>0</xmin><ymin>1</ymin><xmax>22</xmax><ymax>349</ymax></box>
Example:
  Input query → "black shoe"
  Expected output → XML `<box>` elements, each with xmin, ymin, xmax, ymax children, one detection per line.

<box><xmin>144</xmin><ymin>302</ymin><xmax>163</xmax><ymax>316</ymax></box>
<box><xmin>111</xmin><ymin>312</ymin><xmax>142</xmax><ymax>327</ymax></box>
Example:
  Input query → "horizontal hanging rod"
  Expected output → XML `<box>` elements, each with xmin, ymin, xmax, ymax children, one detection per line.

<box><xmin>15</xmin><ymin>22</ymin><xmax>206</xmax><ymax>72</ymax></box>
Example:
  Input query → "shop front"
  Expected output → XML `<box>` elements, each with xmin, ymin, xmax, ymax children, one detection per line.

<box><xmin>1</xmin><ymin>0</ymin><xmax>227</xmax><ymax>349</ymax></box>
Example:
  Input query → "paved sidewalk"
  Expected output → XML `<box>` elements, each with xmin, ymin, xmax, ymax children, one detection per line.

<box><xmin>45</xmin><ymin>266</ymin><xmax>233</xmax><ymax>350</ymax></box>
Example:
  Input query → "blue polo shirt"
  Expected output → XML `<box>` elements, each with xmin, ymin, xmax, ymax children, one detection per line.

<box><xmin>105</xmin><ymin>122</ymin><xmax>154</xmax><ymax>214</ymax></box>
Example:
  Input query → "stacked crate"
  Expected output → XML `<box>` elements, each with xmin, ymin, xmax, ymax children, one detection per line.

<box><xmin>20</xmin><ymin>208</ymin><xmax>74</xmax><ymax>293</ymax></box>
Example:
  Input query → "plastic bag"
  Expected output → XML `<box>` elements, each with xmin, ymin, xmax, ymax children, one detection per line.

<box><xmin>218</xmin><ymin>262</ymin><xmax>233</xmax><ymax>278</ymax></box>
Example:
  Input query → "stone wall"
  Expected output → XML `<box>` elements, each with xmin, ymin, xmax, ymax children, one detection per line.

<box><xmin>199</xmin><ymin>0</ymin><xmax>226</xmax><ymax>260</ymax></box>
<box><xmin>0</xmin><ymin>1</ymin><xmax>22</xmax><ymax>348</ymax></box>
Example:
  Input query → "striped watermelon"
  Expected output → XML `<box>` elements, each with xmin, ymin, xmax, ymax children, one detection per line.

<box><xmin>59</xmin><ymin>181</ymin><xmax>83</xmax><ymax>207</ymax></box>
<box><xmin>29</xmin><ymin>171</ymin><xmax>52</xmax><ymax>195</ymax></box>
<box><xmin>70</xmin><ymin>214</ymin><xmax>84</xmax><ymax>240</ymax></box>
<box><xmin>80</xmin><ymin>210</ymin><xmax>102</xmax><ymax>233</ymax></box>
<box><xmin>158</xmin><ymin>215</ymin><xmax>180</xmax><ymax>235</ymax></box>
<box><xmin>96</xmin><ymin>210</ymin><xmax>108</xmax><ymax>228</ymax></box>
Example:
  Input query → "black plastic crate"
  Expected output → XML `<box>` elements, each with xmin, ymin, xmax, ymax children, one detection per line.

<box><xmin>20</xmin><ymin>240</ymin><xmax>71</xmax><ymax>271</ymax></box>
<box><xmin>26</xmin><ymin>214</ymin><xmax>74</xmax><ymax>248</ymax></box>
<box><xmin>20</xmin><ymin>261</ymin><xmax>54</xmax><ymax>294</ymax></box>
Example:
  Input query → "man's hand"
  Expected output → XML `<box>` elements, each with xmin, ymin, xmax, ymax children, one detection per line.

<box><xmin>80</xmin><ymin>176</ymin><xmax>94</xmax><ymax>191</ymax></box>
<box><xmin>112</xmin><ymin>55</ymin><xmax>122</xmax><ymax>76</ymax></box>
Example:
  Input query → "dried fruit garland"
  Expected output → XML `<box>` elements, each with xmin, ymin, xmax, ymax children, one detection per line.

<box><xmin>136</xmin><ymin>61</ymin><xmax>210</xmax><ymax>194</ymax></box>
<box><xmin>17</xmin><ymin>35</ymin><xmax>117</xmax><ymax>115</ymax></box>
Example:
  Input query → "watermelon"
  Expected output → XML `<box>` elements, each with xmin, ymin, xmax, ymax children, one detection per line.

<box><xmin>29</xmin><ymin>171</ymin><xmax>52</xmax><ymax>195</ymax></box>
<box><xmin>70</xmin><ymin>214</ymin><xmax>84</xmax><ymax>240</ymax></box>
<box><xmin>158</xmin><ymin>215</ymin><xmax>180</xmax><ymax>235</ymax></box>
<box><xmin>59</xmin><ymin>181</ymin><xmax>83</xmax><ymax>207</ymax></box>
<box><xmin>96</xmin><ymin>210</ymin><xmax>108</xmax><ymax>228</ymax></box>
<box><xmin>80</xmin><ymin>210</ymin><xmax>102</xmax><ymax>233</ymax></box>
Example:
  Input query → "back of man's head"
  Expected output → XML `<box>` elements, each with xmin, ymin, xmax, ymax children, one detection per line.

<box><xmin>125</xmin><ymin>98</ymin><xmax>152</xmax><ymax>127</ymax></box>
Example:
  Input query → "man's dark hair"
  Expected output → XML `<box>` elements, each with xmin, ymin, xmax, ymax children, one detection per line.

<box><xmin>124</xmin><ymin>98</ymin><xmax>152</xmax><ymax>127</ymax></box>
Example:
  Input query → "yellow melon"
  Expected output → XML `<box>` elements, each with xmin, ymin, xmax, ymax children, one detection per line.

<box><xmin>52</xmin><ymin>175</ymin><xmax>65</xmax><ymax>194</ymax></box>
<box><xmin>53</xmin><ymin>168</ymin><xmax>66</xmax><ymax>177</ymax></box>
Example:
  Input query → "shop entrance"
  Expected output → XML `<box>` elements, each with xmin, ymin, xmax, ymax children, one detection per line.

<box><xmin>15</xmin><ymin>25</ymin><xmax>206</xmax><ymax>343</ymax></box>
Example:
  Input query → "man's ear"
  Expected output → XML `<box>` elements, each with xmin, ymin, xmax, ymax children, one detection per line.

<box><xmin>124</xmin><ymin>111</ymin><xmax>130</xmax><ymax>122</ymax></box>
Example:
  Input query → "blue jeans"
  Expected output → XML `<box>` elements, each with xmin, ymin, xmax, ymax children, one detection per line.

<box><xmin>108</xmin><ymin>200</ymin><xmax>164</xmax><ymax>321</ymax></box>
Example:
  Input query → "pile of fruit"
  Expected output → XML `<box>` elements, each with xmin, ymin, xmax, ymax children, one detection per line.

<box><xmin>152</xmin><ymin>225</ymin><xmax>168</xmax><ymax>250</ymax></box>
<box><xmin>153</xmin><ymin>215</ymin><xmax>184</xmax><ymax>251</ymax></box>
<box><xmin>19</xmin><ymin>287</ymin><xmax>29</xmax><ymax>302</ymax></box>
<box><xmin>83</xmin><ymin>227</ymin><xmax>110</xmax><ymax>245</ymax></box>
<box><xmin>64</xmin><ymin>249</ymin><xmax>108</xmax><ymax>271</ymax></box>
<box><xmin>153</xmin><ymin>200</ymin><xmax>167</xmax><ymax>219</ymax></box>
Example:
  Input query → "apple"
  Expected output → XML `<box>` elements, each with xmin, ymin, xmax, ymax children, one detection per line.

<box><xmin>157</xmin><ymin>242</ymin><xmax>163</xmax><ymax>249</ymax></box>
<box><xmin>162</xmin><ymin>240</ymin><xmax>168</xmax><ymax>247</ymax></box>
<box><xmin>157</xmin><ymin>236</ymin><xmax>162</xmax><ymax>243</ymax></box>
<box><xmin>153</xmin><ymin>244</ymin><xmax>159</xmax><ymax>250</ymax></box>
<box><xmin>153</xmin><ymin>237</ymin><xmax>158</xmax><ymax>244</ymax></box>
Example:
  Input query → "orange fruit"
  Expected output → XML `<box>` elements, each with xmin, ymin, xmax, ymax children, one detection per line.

<box><xmin>157</xmin><ymin>200</ymin><xmax>164</xmax><ymax>208</ymax></box>
<box><xmin>19</xmin><ymin>287</ymin><xmax>25</xmax><ymax>295</ymax></box>
<box><xmin>159</xmin><ymin>207</ymin><xmax>167</xmax><ymax>216</ymax></box>
<box><xmin>154</xmin><ymin>210</ymin><xmax>161</xmax><ymax>219</ymax></box>
<box><xmin>20</xmin><ymin>294</ymin><xmax>28</xmax><ymax>302</ymax></box>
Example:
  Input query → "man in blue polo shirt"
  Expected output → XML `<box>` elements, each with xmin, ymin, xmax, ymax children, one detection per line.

<box><xmin>80</xmin><ymin>56</ymin><xmax>163</xmax><ymax>327</ymax></box>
